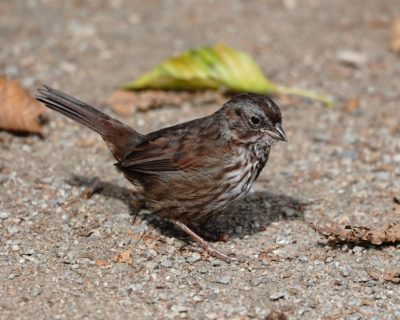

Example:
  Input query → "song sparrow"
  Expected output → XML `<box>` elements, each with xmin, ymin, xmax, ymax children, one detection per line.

<box><xmin>36</xmin><ymin>86</ymin><xmax>287</xmax><ymax>262</ymax></box>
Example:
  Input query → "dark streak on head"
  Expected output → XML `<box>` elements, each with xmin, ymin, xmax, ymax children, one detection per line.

<box><xmin>226</xmin><ymin>93</ymin><xmax>282</xmax><ymax>125</ymax></box>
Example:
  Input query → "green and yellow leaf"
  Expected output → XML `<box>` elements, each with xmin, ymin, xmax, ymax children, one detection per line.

<box><xmin>124</xmin><ymin>44</ymin><xmax>333</xmax><ymax>106</ymax></box>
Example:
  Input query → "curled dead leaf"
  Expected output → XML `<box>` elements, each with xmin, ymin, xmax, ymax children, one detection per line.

<box><xmin>310</xmin><ymin>222</ymin><xmax>400</xmax><ymax>245</ymax></box>
<box><xmin>112</xmin><ymin>250</ymin><xmax>133</xmax><ymax>264</ymax></box>
<box><xmin>390</xmin><ymin>17</ymin><xmax>400</xmax><ymax>54</ymax></box>
<box><xmin>0</xmin><ymin>77</ymin><xmax>46</xmax><ymax>133</ymax></box>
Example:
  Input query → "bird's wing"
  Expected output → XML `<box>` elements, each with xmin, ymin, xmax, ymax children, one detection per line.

<box><xmin>119</xmin><ymin>136</ymin><xmax>180</xmax><ymax>172</ymax></box>
<box><xmin>118</xmin><ymin>127</ymin><xmax>223</xmax><ymax>174</ymax></box>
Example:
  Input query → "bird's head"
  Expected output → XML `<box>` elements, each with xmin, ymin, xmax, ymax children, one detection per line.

<box><xmin>221</xmin><ymin>93</ymin><xmax>287</xmax><ymax>145</ymax></box>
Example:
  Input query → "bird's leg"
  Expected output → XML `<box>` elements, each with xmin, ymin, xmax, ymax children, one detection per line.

<box><xmin>171</xmin><ymin>219</ymin><xmax>237</xmax><ymax>263</ymax></box>
<box><xmin>193</xmin><ymin>222</ymin><xmax>230</xmax><ymax>242</ymax></box>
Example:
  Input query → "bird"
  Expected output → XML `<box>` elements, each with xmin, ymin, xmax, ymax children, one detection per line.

<box><xmin>36</xmin><ymin>86</ymin><xmax>287</xmax><ymax>262</ymax></box>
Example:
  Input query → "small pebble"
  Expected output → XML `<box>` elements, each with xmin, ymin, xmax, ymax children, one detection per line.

<box><xmin>340</xmin><ymin>266</ymin><xmax>352</xmax><ymax>277</ymax></box>
<box><xmin>0</xmin><ymin>212</ymin><xmax>9</xmax><ymax>220</ymax></box>
<box><xmin>376</xmin><ymin>172</ymin><xmax>390</xmax><ymax>182</ymax></box>
<box><xmin>198</xmin><ymin>268</ymin><xmax>209</xmax><ymax>274</ymax></box>
<box><xmin>348</xmin><ymin>296</ymin><xmax>360</xmax><ymax>307</ymax></box>
<box><xmin>234</xmin><ymin>226</ymin><xmax>243</xmax><ymax>234</ymax></box>
<box><xmin>269</xmin><ymin>292</ymin><xmax>285</xmax><ymax>301</ymax></box>
<box><xmin>272</xmin><ymin>249</ymin><xmax>286</xmax><ymax>257</ymax></box>
<box><xmin>299</xmin><ymin>256</ymin><xmax>309</xmax><ymax>262</ymax></box>
<box><xmin>186</xmin><ymin>253</ymin><xmax>201</xmax><ymax>264</ymax></box>
<box><xmin>352</xmin><ymin>246</ymin><xmax>364</xmax><ymax>253</ymax></box>
<box><xmin>336</xmin><ymin>49</ymin><xmax>367</xmax><ymax>68</ymax></box>
<box><xmin>357</xmin><ymin>277</ymin><xmax>370</xmax><ymax>283</ymax></box>
<box><xmin>250</xmin><ymin>277</ymin><xmax>263</xmax><ymax>287</ymax></box>
<box><xmin>7</xmin><ymin>226</ymin><xmax>19</xmax><ymax>235</ymax></box>
<box><xmin>24</xmin><ymin>256</ymin><xmax>39</xmax><ymax>264</ymax></box>
<box><xmin>365</xmin><ymin>280</ymin><xmax>377</xmax><ymax>287</ymax></box>
<box><xmin>210</xmin><ymin>259</ymin><xmax>221</xmax><ymax>267</ymax></box>
<box><xmin>31</xmin><ymin>288</ymin><xmax>41</xmax><ymax>297</ymax></box>
<box><xmin>325</xmin><ymin>256</ymin><xmax>334</xmax><ymax>263</ymax></box>
<box><xmin>276</xmin><ymin>235</ymin><xmax>293</xmax><ymax>244</ymax></box>
<box><xmin>3</xmin><ymin>64</ymin><xmax>19</xmax><ymax>76</ymax></box>
<box><xmin>171</xmin><ymin>305</ymin><xmax>188</xmax><ymax>313</ymax></box>
<box><xmin>282</xmin><ymin>207</ymin><xmax>296</xmax><ymax>217</ymax></box>
<box><xmin>161</xmin><ymin>259</ymin><xmax>173</xmax><ymax>268</ymax></box>
<box><xmin>216</xmin><ymin>275</ymin><xmax>232</xmax><ymax>284</ymax></box>
<box><xmin>337</xmin><ymin>150</ymin><xmax>358</xmax><ymax>160</ymax></box>
<box><xmin>127</xmin><ymin>283</ymin><xmax>143</xmax><ymax>294</ymax></box>
<box><xmin>144</xmin><ymin>249</ymin><xmax>157</xmax><ymax>259</ymax></box>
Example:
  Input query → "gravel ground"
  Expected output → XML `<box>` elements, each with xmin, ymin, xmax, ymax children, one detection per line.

<box><xmin>1</xmin><ymin>1</ymin><xmax>400</xmax><ymax>319</ymax></box>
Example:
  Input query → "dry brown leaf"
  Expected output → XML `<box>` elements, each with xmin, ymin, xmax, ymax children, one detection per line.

<box><xmin>390</xmin><ymin>17</ymin><xmax>400</xmax><ymax>53</ymax></box>
<box><xmin>343</xmin><ymin>97</ymin><xmax>360</xmax><ymax>113</ymax></box>
<box><xmin>142</xmin><ymin>234</ymin><xmax>159</xmax><ymax>249</ymax></box>
<box><xmin>368</xmin><ymin>269</ymin><xmax>400</xmax><ymax>284</ymax></box>
<box><xmin>0</xmin><ymin>77</ymin><xmax>46</xmax><ymax>133</ymax></box>
<box><xmin>95</xmin><ymin>258</ymin><xmax>111</xmax><ymax>268</ymax></box>
<box><xmin>265</xmin><ymin>310</ymin><xmax>288</xmax><ymax>320</ymax></box>
<box><xmin>112</xmin><ymin>250</ymin><xmax>133</xmax><ymax>264</ymax></box>
<box><xmin>107</xmin><ymin>90</ymin><xmax>222</xmax><ymax>115</ymax></box>
<box><xmin>361</xmin><ymin>298</ymin><xmax>373</xmax><ymax>306</ymax></box>
<box><xmin>369</xmin><ymin>269</ymin><xmax>400</xmax><ymax>284</ymax></box>
<box><xmin>368</xmin><ymin>270</ymin><xmax>381</xmax><ymax>281</ymax></box>
<box><xmin>383</xmin><ymin>269</ymin><xmax>400</xmax><ymax>284</ymax></box>
<box><xmin>310</xmin><ymin>222</ymin><xmax>400</xmax><ymax>245</ymax></box>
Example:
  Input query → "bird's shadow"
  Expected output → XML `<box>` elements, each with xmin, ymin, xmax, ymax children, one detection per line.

<box><xmin>67</xmin><ymin>175</ymin><xmax>309</xmax><ymax>241</ymax></box>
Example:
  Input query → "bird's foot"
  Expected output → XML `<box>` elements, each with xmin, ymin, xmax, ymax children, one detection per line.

<box><xmin>172</xmin><ymin>219</ymin><xmax>239</xmax><ymax>263</ymax></box>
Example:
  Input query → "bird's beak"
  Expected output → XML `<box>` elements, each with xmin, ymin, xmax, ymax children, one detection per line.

<box><xmin>274</xmin><ymin>122</ymin><xmax>287</xmax><ymax>142</ymax></box>
<box><xmin>265</xmin><ymin>123</ymin><xmax>287</xmax><ymax>142</ymax></box>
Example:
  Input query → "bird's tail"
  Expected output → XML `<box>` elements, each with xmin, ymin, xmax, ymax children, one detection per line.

<box><xmin>36</xmin><ymin>85</ymin><xmax>143</xmax><ymax>161</ymax></box>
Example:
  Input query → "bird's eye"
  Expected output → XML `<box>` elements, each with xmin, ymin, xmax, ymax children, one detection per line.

<box><xmin>250</xmin><ymin>116</ymin><xmax>260</xmax><ymax>126</ymax></box>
